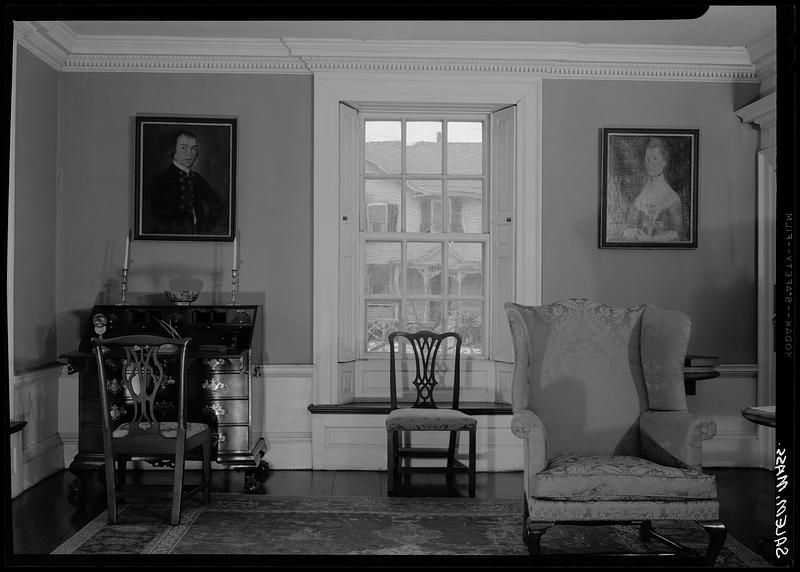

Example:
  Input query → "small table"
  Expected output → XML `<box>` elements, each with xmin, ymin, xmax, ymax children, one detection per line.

<box><xmin>10</xmin><ymin>420</ymin><xmax>27</xmax><ymax>435</ymax></box>
<box><xmin>741</xmin><ymin>405</ymin><xmax>776</xmax><ymax>428</ymax></box>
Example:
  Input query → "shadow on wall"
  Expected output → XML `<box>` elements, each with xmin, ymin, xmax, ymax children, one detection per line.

<box><xmin>578</xmin><ymin>213</ymin><xmax>757</xmax><ymax>364</ymax></box>
<box><xmin>14</xmin><ymin>320</ymin><xmax>59</xmax><ymax>373</ymax></box>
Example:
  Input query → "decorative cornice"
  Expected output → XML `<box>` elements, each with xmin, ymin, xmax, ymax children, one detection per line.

<box><xmin>300</xmin><ymin>55</ymin><xmax>756</xmax><ymax>82</ymax></box>
<box><xmin>16</xmin><ymin>21</ymin><xmax>760</xmax><ymax>82</ymax></box>
<box><xmin>13</xmin><ymin>21</ymin><xmax>68</xmax><ymax>70</ymax></box>
<box><xmin>735</xmin><ymin>93</ymin><xmax>777</xmax><ymax>129</ymax></box>
<box><xmin>62</xmin><ymin>53</ymin><xmax>309</xmax><ymax>74</ymax></box>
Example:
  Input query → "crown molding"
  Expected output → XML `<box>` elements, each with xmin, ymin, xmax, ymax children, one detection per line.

<box><xmin>734</xmin><ymin>92</ymin><xmax>777</xmax><ymax>129</ymax></box>
<box><xmin>62</xmin><ymin>54</ymin><xmax>309</xmax><ymax>74</ymax></box>
<box><xmin>16</xmin><ymin>21</ymin><xmax>759</xmax><ymax>82</ymax></box>
<box><xmin>13</xmin><ymin>21</ymin><xmax>68</xmax><ymax>70</ymax></box>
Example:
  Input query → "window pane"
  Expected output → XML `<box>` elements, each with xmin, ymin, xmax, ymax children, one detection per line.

<box><xmin>447</xmin><ymin>122</ymin><xmax>483</xmax><ymax>175</ymax></box>
<box><xmin>447</xmin><ymin>301</ymin><xmax>483</xmax><ymax>355</ymax></box>
<box><xmin>365</xmin><ymin>242</ymin><xmax>401</xmax><ymax>295</ymax></box>
<box><xmin>448</xmin><ymin>242</ymin><xmax>484</xmax><ymax>295</ymax></box>
<box><xmin>447</xmin><ymin>180</ymin><xmax>483</xmax><ymax>233</ymax></box>
<box><xmin>365</xmin><ymin>180</ymin><xmax>400</xmax><ymax>232</ymax></box>
<box><xmin>406</xmin><ymin>121</ymin><xmax>442</xmax><ymax>174</ymax></box>
<box><xmin>406</xmin><ymin>300</ymin><xmax>443</xmax><ymax>333</ymax></box>
<box><xmin>407</xmin><ymin>242</ymin><xmax>442</xmax><ymax>295</ymax></box>
<box><xmin>405</xmin><ymin>180</ymin><xmax>442</xmax><ymax>233</ymax></box>
<box><xmin>366</xmin><ymin>300</ymin><xmax>400</xmax><ymax>352</ymax></box>
<box><xmin>365</xmin><ymin>121</ymin><xmax>401</xmax><ymax>174</ymax></box>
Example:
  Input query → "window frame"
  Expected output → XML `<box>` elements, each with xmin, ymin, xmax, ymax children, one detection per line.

<box><xmin>359</xmin><ymin>111</ymin><xmax>491</xmax><ymax>360</ymax></box>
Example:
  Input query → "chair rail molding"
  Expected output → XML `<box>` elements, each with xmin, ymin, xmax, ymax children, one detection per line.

<box><xmin>15</xmin><ymin>21</ymin><xmax>760</xmax><ymax>82</ymax></box>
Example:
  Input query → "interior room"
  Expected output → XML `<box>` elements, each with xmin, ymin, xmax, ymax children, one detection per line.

<box><xmin>6</xmin><ymin>5</ymin><xmax>788</xmax><ymax>565</ymax></box>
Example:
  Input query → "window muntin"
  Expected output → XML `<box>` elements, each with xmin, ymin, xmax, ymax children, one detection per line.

<box><xmin>362</xmin><ymin>116</ymin><xmax>488</xmax><ymax>356</ymax></box>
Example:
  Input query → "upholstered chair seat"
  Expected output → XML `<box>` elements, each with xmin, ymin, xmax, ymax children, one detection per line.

<box><xmin>386</xmin><ymin>408</ymin><xmax>478</xmax><ymax>432</ymax></box>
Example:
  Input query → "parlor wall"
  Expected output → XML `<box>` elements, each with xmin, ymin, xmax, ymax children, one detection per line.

<box><xmin>10</xmin><ymin>44</ymin><xmax>765</xmax><ymax>492</ymax></box>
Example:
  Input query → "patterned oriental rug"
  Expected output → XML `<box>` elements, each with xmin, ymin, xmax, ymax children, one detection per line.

<box><xmin>53</xmin><ymin>494</ymin><xmax>768</xmax><ymax>566</ymax></box>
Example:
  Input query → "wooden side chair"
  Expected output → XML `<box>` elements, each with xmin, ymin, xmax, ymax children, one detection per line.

<box><xmin>386</xmin><ymin>330</ymin><xmax>477</xmax><ymax>497</ymax></box>
<box><xmin>91</xmin><ymin>334</ymin><xmax>211</xmax><ymax>525</ymax></box>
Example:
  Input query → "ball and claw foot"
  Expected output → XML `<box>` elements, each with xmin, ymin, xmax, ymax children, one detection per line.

<box><xmin>242</xmin><ymin>461</ymin><xmax>270</xmax><ymax>494</ymax></box>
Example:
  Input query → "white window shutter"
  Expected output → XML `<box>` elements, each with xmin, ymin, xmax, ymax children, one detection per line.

<box><xmin>339</xmin><ymin>103</ymin><xmax>359</xmax><ymax>363</ymax></box>
<box><xmin>491</xmin><ymin>106</ymin><xmax>516</xmax><ymax>363</ymax></box>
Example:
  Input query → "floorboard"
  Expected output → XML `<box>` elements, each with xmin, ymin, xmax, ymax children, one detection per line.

<box><xmin>9</xmin><ymin>467</ymin><xmax>777</xmax><ymax>563</ymax></box>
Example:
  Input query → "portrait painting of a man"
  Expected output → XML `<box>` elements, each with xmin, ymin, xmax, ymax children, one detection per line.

<box><xmin>599</xmin><ymin>128</ymin><xmax>698</xmax><ymax>249</ymax></box>
<box><xmin>135</xmin><ymin>116</ymin><xmax>237</xmax><ymax>241</ymax></box>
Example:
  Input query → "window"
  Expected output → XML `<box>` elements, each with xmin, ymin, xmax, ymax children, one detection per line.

<box><xmin>362</xmin><ymin>117</ymin><xmax>488</xmax><ymax>356</ymax></box>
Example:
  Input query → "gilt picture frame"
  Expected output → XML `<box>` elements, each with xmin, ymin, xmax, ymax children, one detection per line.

<box><xmin>134</xmin><ymin>115</ymin><xmax>237</xmax><ymax>242</ymax></box>
<box><xmin>599</xmin><ymin>127</ymin><xmax>699</xmax><ymax>249</ymax></box>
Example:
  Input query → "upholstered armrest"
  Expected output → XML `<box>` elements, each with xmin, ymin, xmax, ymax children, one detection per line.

<box><xmin>640</xmin><ymin>410</ymin><xmax>717</xmax><ymax>470</ymax></box>
<box><xmin>511</xmin><ymin>409</ymin><xmax>548</xmax><ymax>477</ymax></box>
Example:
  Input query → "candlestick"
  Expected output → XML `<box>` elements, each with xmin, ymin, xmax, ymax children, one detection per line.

<box><xmin>232</xmin><ymin>234</ymin><xmax>239</xmax><ymax>271</ymax></box>
<box><xmin>123</xmin><ymin>229</ymin><xmax>131</xmax><ymax>271</ymax></box>
<box><xmin>230</xmin><ymin>268</ymin><xmax>239</xmax><ymax>306</ymax></box>
<box><xmin>118</xmin><ymin>268</ymin><xmax>129</xmax><ymax>306</ymax></box>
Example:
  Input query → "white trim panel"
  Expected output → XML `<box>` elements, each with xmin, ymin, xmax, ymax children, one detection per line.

<box><xmin>689</xmin><ymin>363</ymin><xmax>770</xmax><ymax>468</ymax></box>
<box><xmin>259</xmin><ymin>364</ymin><xmax>314</xmax><ymax>469</ymax></box>
<box><xmin>311</xmin><ymin>413</ymin><xmax>521</xmax><ymax>471</ymax></box>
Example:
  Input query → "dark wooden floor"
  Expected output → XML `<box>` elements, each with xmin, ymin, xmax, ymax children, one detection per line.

<box><xmin>9</xmin><ymin>467</ymin><xmax>776</xmax><ymax>562</ymax></box>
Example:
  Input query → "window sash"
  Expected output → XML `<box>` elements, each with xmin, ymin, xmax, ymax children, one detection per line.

<box><xmin>359</xmin><ymin>113</ymin><xmax>489</xmax><ymax>358</ymax></box>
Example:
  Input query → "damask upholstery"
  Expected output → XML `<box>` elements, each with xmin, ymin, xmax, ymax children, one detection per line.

<box><xmin>386</xmin><ymin>408</ymin><xmax>477</xmax><ymax>432</ymax></box>
<box><xmin>505</xmin><ymin>299</ymin><xmax>726</xmax><ymax>564</ymax></box>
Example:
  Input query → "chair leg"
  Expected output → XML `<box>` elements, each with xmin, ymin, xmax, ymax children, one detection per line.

<box><xmin>386</xmin><ymin>429</ymin><xmax>397</xmax><ymax>496</ymax></box>
<box><xmin>525</xmin><ymin>520</ymin><xmax>555</xmax><ymax>556</ymax></box>
<box><xmin>171</xmin><ymin>444</ymin><xmax>186</xmax><ymax>526</ymax></box>
<box><xmin>446</xmin><ymin>431</ymin><xmax>457</xmax><ymax>492</ymax></box>
<box><xmin>639</xmin><ymin>520</ymin><xmax>653</xmax><ymax>542</ymax></box>
<box><xmin>104</xmin><ymin>453</ymin><xmax>118</xmax><ymax>524</ymax></box>
<box><xmin>698</xmin><ymin>521</ymin><xmax>727</xmax><ymax>566</ymax></box>
<box><xmin>202</xmin><ymin>439</ymin><xmax>211</xmax><ymax>505</ymax></box>
<box><xmin>467</xmin><ymin>428</ymin><xmax>476</xmax><ymax>498</ymax></box>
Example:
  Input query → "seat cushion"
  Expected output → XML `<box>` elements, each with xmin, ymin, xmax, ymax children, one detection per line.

<box><xmin>112</xmin><ymin>421</ymin><xmax>209</xmax><ymax>439</ymax></box>
<box><xmin>386</xmin><ymin>408</ymin><xmax>477</xmax><ymax>431</ymax></box>
<box><xmin>531</xmin><ymin>455</ymin><xmax>717</xmax><ymax>501</ymax></box>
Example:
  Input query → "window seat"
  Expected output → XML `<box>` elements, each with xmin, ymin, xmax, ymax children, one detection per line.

<box><xmin>308</xmin><ymin>402</ymin><xmax>512</xmax><ymax>415</ymax></box>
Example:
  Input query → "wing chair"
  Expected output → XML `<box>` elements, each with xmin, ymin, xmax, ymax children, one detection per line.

<box><xmin>505</xmin><ymin>299</ymin><xmax>725</xmax><ymax>565</ymax></box>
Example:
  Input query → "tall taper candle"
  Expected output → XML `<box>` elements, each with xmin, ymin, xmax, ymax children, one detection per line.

<box><xmin>123</xmin><ymin>229</ymin><xmax>131</xmax><ymax>270</ymax></box>
<box><xmin>233</xmin><ymin>234</ymin><xmax>239</xmax><ymax>270</ymax></box>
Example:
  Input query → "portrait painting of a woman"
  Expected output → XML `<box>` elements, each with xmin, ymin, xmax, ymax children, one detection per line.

<box><xmin>600</xmin><ymin>128</ymin><xmax>698</xmax><ymax>249</ymax></box>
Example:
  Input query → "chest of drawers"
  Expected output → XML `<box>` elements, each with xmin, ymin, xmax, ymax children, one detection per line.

<box><xmin>61</xmin><ymin>304</ymin><xmax>263</xmax><ymax>472</ymax></box>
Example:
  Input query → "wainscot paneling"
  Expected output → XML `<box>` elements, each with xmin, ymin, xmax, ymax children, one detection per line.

<box><xmin>310</xmin><ymin>413</ymin><xmax>521</xmax><ymax>471</ymax></box>
<box><xmin>259</xmin><ymin>365</ymin><xmax>314</xmax><ymax>469</ymax></box>
<box><xmin>13</xmin><ymin>366</ymin><xmax>65</xmax><ymax>496</ymax></box>
<box><xmin>687</xmin><ymin>363</ymin><xmax>766</xmax><ymax>468</ymax></box>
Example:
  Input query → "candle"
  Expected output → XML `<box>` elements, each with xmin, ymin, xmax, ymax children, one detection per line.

<box><xmin>233</xmin><ymin>234</ymin><xmax>239</xmax><ymax>270</ymax></box>
<box><xmin>123</xmin><ymin>229</ymin><xmax>131</xmax><ymax>271</ymax></box>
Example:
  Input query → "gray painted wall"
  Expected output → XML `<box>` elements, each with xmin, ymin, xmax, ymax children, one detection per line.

<box><xmin>55</xmin><ymin>71</ymin><xmax>313</xmax><ymax>363</ymax></box>
<box><xmin>13</xmin><ymin>47</ymin><xmax>58</xmax><ymax>373</ymax></box>
<box><xmin>541</xmin><ymin>79</ymin><xmax>760</xmax><ymax>363</ymax></box>
<box><xmin>14</xmin><ymin>49</ymin><xmax>760</xmax><ymax>369</ymax></box>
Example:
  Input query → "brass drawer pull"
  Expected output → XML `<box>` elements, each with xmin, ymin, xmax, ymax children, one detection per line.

<box><xmin>202</xmin><ymin>403</ymin><xmax>226</xmax><ymax>417</ymax></box>
<box><xmin>203</xmin><ymin>358</ymin><xmax>226</xmax><ymax>368</ymax></box>
<box><xmin>202</xmin><ymin>378</ymin><xmax>227</xmax><ymax>392</ymax></box>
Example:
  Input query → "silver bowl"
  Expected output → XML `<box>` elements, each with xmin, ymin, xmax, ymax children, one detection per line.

<box><xmin>164</xmin><ymin>289</ymin><xmax>199</xmax><ymax>305</ymax></box>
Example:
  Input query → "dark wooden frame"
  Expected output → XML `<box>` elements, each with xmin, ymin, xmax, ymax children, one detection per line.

<box><xmin>599</xmin><ymin>127</ymin><xmax>699</xmax><ymax>249</ymax></box>
<box><xmin>134</xmin><ymin>115</ymin><xmax>237</xmax><ymax>242</ymax></box>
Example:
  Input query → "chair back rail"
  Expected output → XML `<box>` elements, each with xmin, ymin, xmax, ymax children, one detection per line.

<box><xmin>388</xmin><ymin>330</ymin><xmax>462</xmax><ymax>409</ymax></box>
<box><xmin>92</xmin><ymin>335</ymin><xmax>191</xmax><ymax>440</ymax></box>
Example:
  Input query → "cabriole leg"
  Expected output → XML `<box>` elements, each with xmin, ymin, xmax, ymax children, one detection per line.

<box><xmin>698</xmin><ymin>521</ymin><xmax>727</xmax><ymax>567</ymax></box>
